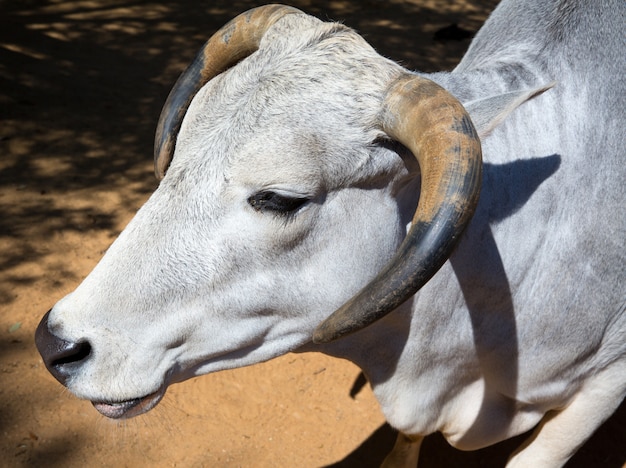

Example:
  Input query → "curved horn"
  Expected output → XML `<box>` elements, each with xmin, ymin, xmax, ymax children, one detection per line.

<box><xmin>154</xmin><ymin>4</ymin><xmax>303</xmax><ymax>180</ymax></box>
<box><xmin>313</xmin><ymin>75</ymin><xmax>482</xmax><ymax>343</ymax></box>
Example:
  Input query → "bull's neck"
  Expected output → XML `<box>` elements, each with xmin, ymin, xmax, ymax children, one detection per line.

<box><xmin>302</xmin><ymin>301</ymin><xmax>414</xmax><ymax>387</ymax></box>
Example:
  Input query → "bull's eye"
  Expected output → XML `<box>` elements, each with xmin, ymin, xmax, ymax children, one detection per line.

<box><xmin>248</xmin><ymin>191</ymin><xmax>309</xmax><ymax>215</ymax></box>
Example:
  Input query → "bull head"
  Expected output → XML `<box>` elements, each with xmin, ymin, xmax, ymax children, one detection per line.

<box><xmin>35</xmin><ymin>4</ymin><xmax>481</xmax><ymax>418</ymax></box>
<box><xmin>153</xmin><ymin>4</ymin><xmax>482</xmax><ymax>342</ymax></box>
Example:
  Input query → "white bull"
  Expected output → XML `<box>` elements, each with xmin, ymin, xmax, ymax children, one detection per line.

<box><xmin>36</xmin><ymin>1</ymin><xmax>625</xmax><ymax>466</ymax></box>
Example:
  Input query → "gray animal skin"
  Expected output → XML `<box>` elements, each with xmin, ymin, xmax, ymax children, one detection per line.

<box><xmin>35</xmin><ymin>1</ymin><xmax>624</xmax><ymax>466</ymax></box>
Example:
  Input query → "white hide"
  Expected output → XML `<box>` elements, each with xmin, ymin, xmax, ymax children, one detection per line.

<box><xmin>45</xmin><ymin>1</ymin><xmax>624</xmax><ymax>466</ymax></box>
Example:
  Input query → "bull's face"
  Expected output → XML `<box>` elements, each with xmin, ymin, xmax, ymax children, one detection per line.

<box><xmin>36</xmin><ymin>134</ymin><xmax>406</xmax><ymax>418</ymax></box>
<box><xmin>35</xmin><ymin>6</ymin><xmax>481</xmax><ymax>419</ymax></box>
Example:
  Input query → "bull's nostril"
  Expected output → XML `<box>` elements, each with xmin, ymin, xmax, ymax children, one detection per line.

<box><xmin>35</xmin><ymin>310</ymin><xmax>92</xmax><ymax>386</ymax></box>
<box><xmin>49</xmin><ymin>340</ymin><xmax>92</xmax><ymax>367</ymax></box>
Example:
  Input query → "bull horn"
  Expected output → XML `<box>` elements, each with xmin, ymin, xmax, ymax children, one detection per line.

<box><xmin>313</xmin><ymin>75</ymin><xmax>482</xmax><ymax>343</ymax></box>
<box><xmin>154</xmin><ymin>4</ymin><xmax>303</xmax><ymax>180</ymax></box>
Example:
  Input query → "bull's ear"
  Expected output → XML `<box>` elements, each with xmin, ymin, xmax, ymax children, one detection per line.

<box><xmin>465</xmin><ymin>82</ymin><xmax>555</xmax><ymax>139</ymax></box>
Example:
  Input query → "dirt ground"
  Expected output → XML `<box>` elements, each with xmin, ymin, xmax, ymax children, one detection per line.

<box><xmin>0</xmin><ymin>0</ymin><xmax>624</xmax><ymax>467</ymax></box>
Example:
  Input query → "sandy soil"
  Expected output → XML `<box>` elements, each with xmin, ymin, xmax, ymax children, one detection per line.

<box><xmin>1</xmin><ymin>1</ymin><xmax>623</xmax><ymax>466</ymax></box>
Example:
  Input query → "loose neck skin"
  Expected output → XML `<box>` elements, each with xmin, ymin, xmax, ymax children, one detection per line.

<box><xmin>300</xmin><ymin>300</ymin><xmax>415</xmax><ymax>387</ymax></box>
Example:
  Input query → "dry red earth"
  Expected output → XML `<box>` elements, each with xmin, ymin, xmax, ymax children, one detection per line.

<box><xmin>1</xmin><ymin>1</ymin><xmax>623</xmax><ymax>466</ymax></box>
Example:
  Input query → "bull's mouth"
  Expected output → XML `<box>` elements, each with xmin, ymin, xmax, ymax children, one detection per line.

<box><xmin>91</xmin><ymin>388</ymin><xmax>165</xmax><ymax>419</ymax></box>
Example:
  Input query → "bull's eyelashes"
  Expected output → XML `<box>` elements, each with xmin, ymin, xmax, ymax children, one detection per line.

<box><xmin>247</xmin><ymin>191</ymin><xmax>309</xmax><ymax>215</ymax></box>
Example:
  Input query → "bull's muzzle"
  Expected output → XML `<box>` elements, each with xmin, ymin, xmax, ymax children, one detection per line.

<box><xmin>35</xmin><ymin>310</ymin><xmax>92</xmax><ymax>386</ymax></box>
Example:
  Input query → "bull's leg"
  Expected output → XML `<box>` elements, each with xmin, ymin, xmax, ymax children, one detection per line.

<box><xmin>506</xmin><ymin>361</ymin><xmax>626</xmax><ymax>468</ymax></box>
<box><xmin>381</xmin><ymin>432</ymin><xmax>423</xmax><ymax>468</ymax></box>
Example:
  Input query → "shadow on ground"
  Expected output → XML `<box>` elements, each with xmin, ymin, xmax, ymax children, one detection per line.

<box><xmin>330</xmin><ymin>396</ymin><xmax>625</xmax><ymax>467</ymax></box>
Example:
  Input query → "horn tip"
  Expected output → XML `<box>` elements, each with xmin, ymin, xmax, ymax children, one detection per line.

<box><xmin>312</xmin><ymin>312</ymin><xmax>355</xmax><ymax>344</ymax></box>
<box><xmin>312</xmin><ymin>325</ymin><xmax>338</xmax><ymax>344</ymax></box>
